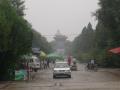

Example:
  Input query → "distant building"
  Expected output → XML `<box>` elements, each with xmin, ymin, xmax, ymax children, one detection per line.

<box><xmin>53</xmin><ymin>30</ymin><xmax>67</xmax><ymax>54</ymax></box>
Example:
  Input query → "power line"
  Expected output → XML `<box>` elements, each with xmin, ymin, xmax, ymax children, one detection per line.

<box><xmin>42</xmin><ymin>34</ymin><xmax>79</xmax><ymax>37</ymax></box>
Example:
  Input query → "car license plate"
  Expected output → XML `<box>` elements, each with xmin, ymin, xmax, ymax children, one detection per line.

<box><xmin>60</xmin><ymin>70</ymin><xmax>64</xmax><ymax>72</ymax></box>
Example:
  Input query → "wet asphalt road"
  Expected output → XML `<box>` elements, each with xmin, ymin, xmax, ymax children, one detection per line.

<box><xmin>1</xmin><ymin>64</ymin><xmax>120</xmax><ymax>90</ymax></box>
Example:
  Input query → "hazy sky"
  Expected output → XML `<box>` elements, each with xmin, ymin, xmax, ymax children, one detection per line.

<box><xmin>25</xmin><ymin>0</ymin><xmax>99</xmax><ymax>41</ymax></box>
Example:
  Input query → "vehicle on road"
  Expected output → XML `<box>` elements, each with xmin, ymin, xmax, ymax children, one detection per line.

<box><xmin>70</xmin><ymin>63</ymin><xmax>77</xmax><ymax>71</ymax></box>
<box><xmin>70</xmin><ymin>58</ymin><xmax>77</xmax><ymax>71</ymax></box>
<box><xmin>53</xmin><ymin>61</ymin><xmax>71</xmax><ymax>78</ymax></box>
<box><xmin>29</xmin><ymin>56</ymin><xmax>40</xmax><ymax>72</ymax></box>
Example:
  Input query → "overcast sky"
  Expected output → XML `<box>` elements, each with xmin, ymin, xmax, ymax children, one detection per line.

<box><xmin>25</xmin><ymin>0</ymin><xmax>99</xmax><ymax>41</ymax></box>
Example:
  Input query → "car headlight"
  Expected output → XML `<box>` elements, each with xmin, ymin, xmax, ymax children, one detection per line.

<box><xmin>54</xmin><ymin>70</ymin><xmax>59</xmax><ymax>73</ymax></box>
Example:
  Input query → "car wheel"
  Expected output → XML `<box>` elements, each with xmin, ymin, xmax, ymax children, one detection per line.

<box><xmin>34</xmin><ymin>69</ymin><xmax>37</xmax><ymax>72</ymax></box>
<box><xmin>53</xmin><ymin>75</ymin><xmax>56</xmax><ymax>79</ymax></box>
<box><xmin>68</xmin><ymin>75</ymin><xmax>71</xmax><ymax>78</ymax></box>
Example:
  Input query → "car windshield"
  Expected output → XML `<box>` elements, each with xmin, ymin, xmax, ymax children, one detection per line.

<box><xmin>55</xmin><ymin>63</ymin><xmax>69</xmax><ymax>68</ymax></box>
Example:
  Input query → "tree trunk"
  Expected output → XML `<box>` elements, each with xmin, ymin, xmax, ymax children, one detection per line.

<box><xmin>0</xmin><ymin>52</ymin><xmax>15</xmax><ymax>81</ymax></box>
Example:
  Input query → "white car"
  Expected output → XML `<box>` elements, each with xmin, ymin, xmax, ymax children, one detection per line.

<box><xmin>53</xmin><ymin>61</ymin><xmax>71</xmax><ymax>78</ymax></box>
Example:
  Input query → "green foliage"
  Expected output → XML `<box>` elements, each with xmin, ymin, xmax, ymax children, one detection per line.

<box><xmin>72</xmin><ymin>0</ymin><xmax>120</xmax><ymax>68</ymax></box>
<box><xmin>10</xmin><ymin>0</ymin><xmax>25</xmax><ymax>16</ymax></box>
<box><xmin>32</xmin><ymin>30</ymin><xmax>52</xmax><ymax>53</ymax></box>
<box><xmin>0</xmin><ymin>0</ymin><xmax>32</xmax><ymax>80</ymax></box>
<box><xmin>97</xmin><ymin>0</ymin><xmax>120</xmax><ymax>29</ymax></box>
<box><xmin>72</xmin><ymin>23</ymin><xmax>94</xmax><ymax>60</ymax></box>
<box><xmin>96</xmin><ymin>0</ymin><xmax>120</xmax><ymax>47</ymax></box>
<box><xmin>93</xmin><ymin>0</ymin><xmax>120</xmax><ymax>67</ymax></box>
<box><xmin>0</xmin><ymin>0</ymin><xmax>15</xmax><ymax>52</ymax></box>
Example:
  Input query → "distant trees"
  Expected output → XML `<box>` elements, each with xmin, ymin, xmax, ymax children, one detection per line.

<box><xmin>72</xmin><ymin>23</ymin><xmax>94</xmax><ymax>62</ymax></box>
<box><xmin>32</xmin><ymin>30</ymin><xmax>52</xmax><ymax>53</ymax></box>
<box><xmin>72</xmin><ymin>0</ymin><xmax>120</xmax><ymax>67</ymax></box>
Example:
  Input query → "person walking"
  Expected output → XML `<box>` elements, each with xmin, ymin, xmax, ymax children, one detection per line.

<box><xmin>47</xmin><ymin>59</ymin><xmax>50</xmax><ymax>68</ymax></box>
<box><xmin>67</xmin><ymin>55</ymin><xmax>72</xmax><ymax>66</ymax></box>
<box><xmin>90</xmin><ymin>59</ymin><xmax>95</xmax><ymax>70</ymax></box>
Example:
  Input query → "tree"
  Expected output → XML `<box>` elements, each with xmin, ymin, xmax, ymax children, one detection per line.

<box><xmin>0</xmin><ymin>0</ymin><xmax>32</xmax><ymax>80</ymax></box>
<box><xmin>10</xmin><ymin>0</ymin><xmax>25</xmax><ymax>16</ymax></box>
<box><xmin>32</xmin><ymin>30</ymin><xmax>52</xmax><ymax>53</ymax></box>
<box><xmin>72</xmin><ymin>23</ymin><xmax>94</xmax><ymax>52</ymax></box>
<box><xmin>92</xmin><ymin>0</ymin><xmax>120</xmax><ymax>67</ymax></box>
<box><xmin>72</xmin><ymin>23</ymin><xmax>94</xmax><ymax>60</ymax></box>
<box><xmin>96</xmin><ymin>0</ymin><xmax>120</xmax><ymax>48</ymax></box>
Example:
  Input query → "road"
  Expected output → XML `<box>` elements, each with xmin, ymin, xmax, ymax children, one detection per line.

<box><xmin>1</xmin><ymin>64</ymin><xmax>120</xmax><ymax>90</ymax></box>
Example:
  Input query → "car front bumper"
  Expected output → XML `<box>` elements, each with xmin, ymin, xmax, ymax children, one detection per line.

<box><xmin>53</xmin><ymin>71</ymin><xmax>71</xmax><ymax>76</ymax></box>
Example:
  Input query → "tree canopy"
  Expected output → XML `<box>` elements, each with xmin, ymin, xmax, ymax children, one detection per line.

<box><xmin>11</xmin><ymin>0</ymin><xmax>25</xmax><ymax>16</ymax></box>
<box><xmin>32</xmin><ymin>30</ymin><xmax>52</xmax><ymax>53</ymax></box>
<box><xmin>72</xmin><ymin>23</ymin><xmax>94</xmax><ymax>61</ymax></box>
<box><xmin>72</xmin><ymin>0</ymin><xmax>120</xmax><ymax>67</ymax></box>
<box><xmin>0</xmin><ymin>0</ymin><xmax>32</xmax><ymax>80</ymax></box>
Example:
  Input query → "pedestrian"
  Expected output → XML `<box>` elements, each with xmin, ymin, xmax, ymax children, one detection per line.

<box><xmin>90</xmin><ymin>59</ymin><xmax>95</xmax><ymax>70</ymax></box>
<box><xmin>44</xmin><ymin>60</ymin><xmax>47</xmax><ymax>69</ymax></box>
<box><xmin>67</xmin><ymin>55</ymin><xmax>72</xmax><ymax>66</ymax></box>
<box><xmin>87</xmin><ymin>62</ymin><xmax>91</xmax><ymax>70</ymax></box>
<box><xmin>47</xmin><ymin>59</ymin><xmax>50</xmax><ymax>68</ymax></box>
<box><xmin>40</xmin><ymin>60</ymin><xmax>42</xmax><ymax>70</ymax></box>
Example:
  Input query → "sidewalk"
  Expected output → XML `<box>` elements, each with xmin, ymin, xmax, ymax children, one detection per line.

<box><xmin>99</xmin><ymin>68</ymin><xmax>120</xmax><ymax>77</ymax></box>
<box><xmin>106</xmin><ymin>68</ymin><xmax>120</xmax><ymax>76</ymax></box>
<box><xmin>0</xmin><ymin>81</ymin><xmax>11</xmax><ymax>89</ymax></box>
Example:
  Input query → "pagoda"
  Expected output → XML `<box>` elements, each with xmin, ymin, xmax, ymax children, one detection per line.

<box><xmin>54</xmin><ymin>30</ymin><xmax>67</xmax><ymax>54</ymax></box>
